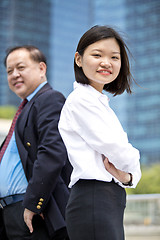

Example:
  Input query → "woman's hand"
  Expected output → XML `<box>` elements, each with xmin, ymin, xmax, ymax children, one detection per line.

<box><xmin>103</xmin><ymin>156</ymin><xmax>131</xmax><ymax>184</ymax></box>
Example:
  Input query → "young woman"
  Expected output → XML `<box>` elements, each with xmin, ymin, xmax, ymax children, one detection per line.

<box><xmin>58</xmin><ymin>25</ymin><xmax>141</xmax><ymax>240</ymax></box>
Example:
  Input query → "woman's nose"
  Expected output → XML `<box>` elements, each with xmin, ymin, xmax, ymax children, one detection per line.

<box><xmin>100</xmin><ymin>59</ymin><xmax>111</xmax><ymax>68</ymax></box>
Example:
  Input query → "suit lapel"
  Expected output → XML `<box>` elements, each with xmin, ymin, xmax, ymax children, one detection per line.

<box><xmin>15</xmin><ymin>83</ymin><xmax>51</xmax><ymax>138</ymax></box>
<box><xmin>14</xmin><ymin>83</ymin><xmax>52</xmax><ymax>172</ymax></box>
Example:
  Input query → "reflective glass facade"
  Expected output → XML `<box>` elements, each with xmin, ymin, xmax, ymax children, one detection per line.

<box><xmin>124</xmin><ymin>0</ymin><xmax>160</xmax><ymax>164</ymax></box>
<box><xmin>50</xmin><ymin>0</ymin><xmax>93</xmax><ymax>95</ymax></box>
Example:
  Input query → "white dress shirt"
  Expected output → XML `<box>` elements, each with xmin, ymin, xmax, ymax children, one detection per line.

<box><xmin>58</xmin><ymin>82</ymin><xmax>141</xmax><ymax>188</ymax></box>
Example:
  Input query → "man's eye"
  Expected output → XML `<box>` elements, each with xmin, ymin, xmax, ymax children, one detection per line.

<box><xmin>18</xmin><ymin>66</ymin><xmax>25</xmax><ymax>70</ymax></box>
<box><xmin>7</xmin><ymin>70</ymin><xmax>13</xmax><ymax>74</ymax></box>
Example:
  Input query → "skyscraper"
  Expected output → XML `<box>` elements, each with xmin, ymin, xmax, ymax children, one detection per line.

<box><xmin>50</xmin><ymin>0</ymin><xmax>93</xmax><ymax>96</ymax></box>
<box><xmin>124</xmin><ymin>0</ymin><xmax>160</xmax><ymax>164</ymax></box>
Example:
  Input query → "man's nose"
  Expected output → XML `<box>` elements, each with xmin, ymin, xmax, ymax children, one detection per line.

<box><xmin>12</xmin><ymin>69</ymin><xmax>20</xmax><ymax>77</ymax></box>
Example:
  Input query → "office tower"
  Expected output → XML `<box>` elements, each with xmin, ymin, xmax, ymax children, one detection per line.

<box><xmin>124</xmin><ymin>0</ymin><xmax>160</xmax><ymax>164</ymax></box>
<box><xmin>50</xmin><ymin>0</ymin><xmax>93</xmax><ymax>96</ymax></box>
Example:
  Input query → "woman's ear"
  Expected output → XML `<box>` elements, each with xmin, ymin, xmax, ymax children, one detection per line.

<box><xmin>75</xmin><ymin>52</ymin><xmax>82</xmax><ymax>67</ymax></box>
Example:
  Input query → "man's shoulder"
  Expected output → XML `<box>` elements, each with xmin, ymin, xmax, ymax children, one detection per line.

<box><xmin>34</xmin><ymin>83</ymin><xmax>65</xmax><ymax>102</ymax></box>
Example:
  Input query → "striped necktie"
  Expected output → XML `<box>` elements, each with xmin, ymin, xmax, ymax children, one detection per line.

<box><xmin>0</xmin><ymin>99</ymin><xmax>28</xmax><ymax>163</ymax></box>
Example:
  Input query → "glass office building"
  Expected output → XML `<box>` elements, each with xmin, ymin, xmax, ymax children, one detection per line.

<box><xmin>0</xmin><ymin>0</ymin><xmax>160</xmax><ymax>164</ymax></box>
<box><xmin>124</xmin><ymin>0</ymin><xmax>160</xmax><ymax>164</ymax></box>
<box><xmin>50</xmin><ymin>0</ymin><xmax>94</xmax><ymax>95</ymax></box>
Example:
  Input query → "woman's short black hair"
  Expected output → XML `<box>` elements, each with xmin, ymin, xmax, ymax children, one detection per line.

<box><xmin>4</xmin><ymin>45</ymin><xmax>47</xmax><ymax>67</ymax></box>
<box><xmin>74</xmin><ymin>25</ymin><xmax>133</xmax><ymax>96</ymax></box>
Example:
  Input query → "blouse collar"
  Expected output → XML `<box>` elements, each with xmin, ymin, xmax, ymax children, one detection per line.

<box><xmin>73</xmin><ymin>81</ymin><xmax>110</xmax><ymax>106</ymax></box>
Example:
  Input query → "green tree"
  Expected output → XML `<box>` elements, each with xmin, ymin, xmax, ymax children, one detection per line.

<box><xmin>126</xmin><ymin>163</ymin><xmax>160</xmax><ymax>194</ymax></box>
<box><xmin>0</xmin><ymin>105</ymin><xmax>16</xmax><ymax>119</ymax></box>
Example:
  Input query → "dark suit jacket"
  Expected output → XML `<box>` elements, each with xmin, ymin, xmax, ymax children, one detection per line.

<box><xmin>0</xmin><ymin>83</ymin><xmax>72</xmax><ymax>239</ymax></box>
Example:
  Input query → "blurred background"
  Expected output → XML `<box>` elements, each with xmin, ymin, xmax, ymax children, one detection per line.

<box><xmin>0</xmin><ymin>0</ymin><xmax>160</xmax><ymax>239</ymax></box>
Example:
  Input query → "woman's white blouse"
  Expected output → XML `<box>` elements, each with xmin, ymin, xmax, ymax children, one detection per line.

<box><xmin>58</xmin><ymin>82</ymin><xmax>141</xmax><ymax>188</ymax></box>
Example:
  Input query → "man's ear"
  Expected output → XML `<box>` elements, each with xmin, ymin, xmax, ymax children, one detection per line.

<box><xmin>75</xmin><ymin>52</ymin><xmax>82</xmax><ymax>67</ymax></box>
<box><xmin>39</xmin><ymin>62</ymin><xmax>47</xmax><ymax>75</ymax></box>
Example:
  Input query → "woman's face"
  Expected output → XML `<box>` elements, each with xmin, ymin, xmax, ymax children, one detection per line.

<box><xmin>75</xmin><ymin>38</ymin><xmax>121</xmax><ymax>92</ymax></box>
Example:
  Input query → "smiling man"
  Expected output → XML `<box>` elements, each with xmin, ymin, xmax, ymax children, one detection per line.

<box><xmin>0</xmin><ymin>45</ymin><xmax>71</xmax><ymax>240</ymax></box>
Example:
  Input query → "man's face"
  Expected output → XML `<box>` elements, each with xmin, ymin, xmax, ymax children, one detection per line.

<box><xmin>6</xmin><ymin>49</ymin><xmax>46</xmax><ymax>99</ymax></box>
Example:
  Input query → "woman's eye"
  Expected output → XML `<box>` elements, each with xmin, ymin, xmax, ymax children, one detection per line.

<box><xmin>93</xmin><ymin>54</ymin><xmax>101</xmax><ymax>57</ymax></box>
<box><xmin>112</xmin><ymin>56</ymin><xmax>119</xmax><ymax>60</ymax></box>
